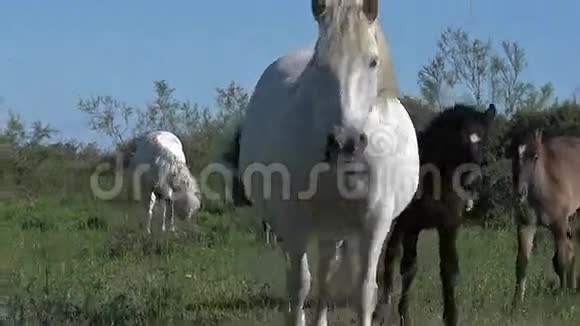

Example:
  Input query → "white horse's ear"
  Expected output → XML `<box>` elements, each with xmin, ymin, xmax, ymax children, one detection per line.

<box><xmin>362</xmin><ymin>0</ymin><xmax>379</xmax><ymax>22</ymax></box>
<box><xmin>311</xmin><ymin>0</ymin><xmax>327</xmax><ymax>19</ymax></box>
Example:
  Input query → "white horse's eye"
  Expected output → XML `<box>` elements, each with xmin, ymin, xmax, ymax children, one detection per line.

<box><xmin>369</xmin><ymin>57</ymin><xmax>378</xmax><ymax>69</ymax></box>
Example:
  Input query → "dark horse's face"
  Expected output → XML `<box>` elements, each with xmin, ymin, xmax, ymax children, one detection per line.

<box><xmin>456</xmin><ymin>104</ymin><xmax>497</xmax><ymax>165</ymax></box>
<box><xmin>450</xmin><ymin>104</ymin><xmax>496</xmax><ymax>193</ymax></box>
<box><xmin>512</xmin><ymin>130</ymin><xmax>542</xmax><ymax>203</ymax></box>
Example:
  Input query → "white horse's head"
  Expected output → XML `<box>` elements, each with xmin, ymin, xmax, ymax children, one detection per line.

<box><xmin>171</xmin><ymin>166</ymin><xmax>202</xmax><ymax>221</ymax></box>
<box><xmin>308</xmin><ymin>0</ymin><xmax>382</xmax><ymax>178</ymax></box>
<box><xmin>174</xmin><ymin>187</ymin><xmax>201</xmax><ymax>221</ymax></box>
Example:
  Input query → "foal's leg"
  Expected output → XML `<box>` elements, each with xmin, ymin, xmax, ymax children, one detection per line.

<box><xmin>438</xmin><ymin>227</ymin><xmax>460</xmax><ymax>326</ymax></box>
<box><xmin>567</xmin><ymin>223</ymin><xmax>577</xmax><ymax>291</ymax></box>
<box><xmin>398</xmin><ymin>231</ymin><xmax>420</xmax><ymax>326</ymax></box>
<box><xmin>512</xmin><ymin>224</ymin><xmax>537</xmax><ymax>310</ymax></box>
<box><xmin>160</xmin><ymin>198</ymin><xmax>167</xmax><ymax>232</ymax></box>
<box><xmin>552</xmin><ymin>223</ymin><xmax>575</xmax><ymax>291</ymax></box>
<box><xmin>166</xmin><ymin>198</ymin><xmax>176</xmax><ymax>232</ymax></box>
<box><xmin>356</xmin><ymin>219</ymin><xmax>392</xmax><ymax>326</ymax></box>
<box><xmin>145</xmin><ymin>192</ymin><xmax>157</xmax><ymax>234</ymax></box>
<box><xmin>373</xmin><ymin>222</ymin><xmax>404</xmax><ymax>323</ymax></box>
<box><xmin>314</xmin><ymin>239</ymin><xmax>342</xmax><ymax>326</ymax></box>
<box><xmin>284</xmin><ymin>241</ymin><xmax>311</xmax><ymax>326</ymax></box>
<box><xmin>381</xmin><ymin>221</ymin><xmax>404</xmax><ymax>305</ymax></box>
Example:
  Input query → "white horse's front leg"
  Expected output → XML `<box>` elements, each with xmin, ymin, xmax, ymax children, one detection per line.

<box><xmin>146</xmin><ymin>192</ymin><xmax>157</xmax><ymax>234</ymax></box>
<box><xmin>166</xmin><ymin>198</ymin><xmax>176</xmax><ymax>232</ymax></box>
<box><xmin>284</xmin><ymin>242</ymin><xmax>311</xmax><ymax>326</ymax></box>
<box><xmin>357</xmin><ymin>217</ymin><xmax>393</xmax><ymax>326</ymax></box>
<box><xmin>314</xmin><ymin>239</ymin><xmax>343</xmax><ymax>326</ymax></box>
<box><xmin>160</xmin><ymin>198</ymin><xmax>167</xmax><ymax>232</ymax></box>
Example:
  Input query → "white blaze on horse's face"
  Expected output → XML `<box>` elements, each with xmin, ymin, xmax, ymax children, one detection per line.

<box><xmin>312</xmin><ymin>1</ymin><xmax>380</xmax><ymax>126</ymax></box>
<box><xmin>518</xmin><ymin>144</ymin><xmax>527</xmax><ymax>158</ymax></box>
<box><xmin>469</xmin><ymin>133</ymin><xmax>481</xmax><ymax>144</ymax></box>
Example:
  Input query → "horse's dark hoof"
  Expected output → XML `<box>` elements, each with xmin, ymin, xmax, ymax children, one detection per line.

<box><xmin>509</xmin><ymin>303</ymin><xmax>519</xmax><ymax>315</ymax></box>
<box><xmin>400</xmin><ymin>315</ymin><xmax>414</xmax><ymax>326</ymax></box>
<box><xmin>442</xmin><ymin>315</ymin><xmax>457</xmax><ymax>326</ymax></box>
<box><xmin>371</xmin><ymin>307</ymin><xmax>384</xmax><ymax>324</ymax></box>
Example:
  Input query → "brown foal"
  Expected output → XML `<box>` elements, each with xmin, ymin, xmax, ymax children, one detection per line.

<box><xmin>511</xmin><ymin>129</ymin><xmax>580</xmax><ymax>309</ymax></box>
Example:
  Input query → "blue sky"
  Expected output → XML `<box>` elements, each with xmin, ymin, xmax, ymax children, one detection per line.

<box><xmin>1</xmin><ymin>0</ymin><xmax>578</xmax><ymax>147</ymax></box>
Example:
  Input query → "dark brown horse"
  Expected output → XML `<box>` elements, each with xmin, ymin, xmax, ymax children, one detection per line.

<box><xmin>511</xmin><ymin>129</ymin><xmax>579</xmax><ymax>309</ymax></box>
<box><xmin>376</xmin><ymin>103</ymin><xmax>497</xmax><ymax>326</ymax></box>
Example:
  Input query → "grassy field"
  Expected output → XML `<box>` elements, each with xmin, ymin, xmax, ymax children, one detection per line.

<box><xmin>1</xmin><ymin>192</ymin><xmax>580</xmax><ymax>326</ymax></box>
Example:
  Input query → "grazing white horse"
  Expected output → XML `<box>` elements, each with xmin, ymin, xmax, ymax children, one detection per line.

<box><xmin>234</xmin><ymin>1</ymin><xmax>420</xmax><ymax>325</ymax></box>
<box><xmin>128</xmin><ymin>131</ymin><xmax>201</xmax><ymax>234</ymax></box>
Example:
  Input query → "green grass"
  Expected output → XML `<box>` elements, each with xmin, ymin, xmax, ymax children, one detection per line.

<box><xmin>1</xmin><ymin>193</ymin><xmax>579</xmax><ymax>325</ymax></box>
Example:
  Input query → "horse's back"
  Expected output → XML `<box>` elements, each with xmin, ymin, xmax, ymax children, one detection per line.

<box><xmin>246</xmin><ymin>48</ymin><xmax>313</xmax><ymax>117</ymax></box>
<box><xmin>129</xmin><ymin>131</ymin><xmax>187</xmax><ymax>190</ymax></box>
<box><xmin>545</xmin><ymin>136</ymin><xmax>580</xmax><ymax>177</ymax></box>
<box><xmin>132</xmin><ymin>131</ymin><xmax>186</xmax><ymax>165</ymax></box>
<box><xmin>149</xmin><ymin>131</ymin><xmax>186</xmax><ymax>163</ymax></box>
<box><xmin>239</xmin><ymin>49</ymin><xmax>313</xmax><ymax>166</ymax></box>
<box><xmin>544</xmin><ymin>136</ymin><xmax>580</xmax><ymax>207</ymax></box>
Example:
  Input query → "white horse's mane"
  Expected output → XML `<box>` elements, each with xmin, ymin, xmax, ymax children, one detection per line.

<box><xmin>155</xmin><ymin>145</ymin><xmax>199</xmax><ymax>195</ymax></box>
<box><xmin>314</xmin><ymin>3</ymin><xmax>375</xmax><ymax>60</ymax></box>
<box><xmin>311</xmin><ymin>0</ymin><xmax>398</xmax><ymax>97</ymax></box>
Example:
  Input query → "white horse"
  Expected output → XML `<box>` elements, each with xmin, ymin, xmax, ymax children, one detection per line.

<box><xmin>128</xmin><ymin>131</ymin><xmax>201</xmax><ymax>234</ymax></box>
<box><xmin>231</xmin><ymin>1</ymin><xmax>420</xmax><ymax>325</ymax></box>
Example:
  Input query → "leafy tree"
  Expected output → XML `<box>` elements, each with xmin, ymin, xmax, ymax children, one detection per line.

<box><xmin>418</xmin><ymin>54</ymin><xmax>454</xmax><ymax>110</ymax></box>
<box><xmin>520</xmin><ymin>83</ymin><xmax>554</xmax><ymax>112</ymax></box>
<box><xmin>3</xmin><ymin>112</ymin><xmax>57</xmax><ymax>147</ymax></box>
<box><xmin>29</xmin><ymin>121</ymin><xmax>58</xmax><ymax>146</ymax></box>
<box><xmin>4</xmin><ymin>112</ymin><xmax>26</xmax><ymax>146</ymax></box>
<box><xmin>214</xmin><ymin>81</ymin><xmax>250</xmax><ymax>128</ymax></box>
<box><xmin>135</xmin><ymin>80</ymin><xmax>202</xmax><ymax>136</ymax></box>
<box><xmin>437</xmin><ymin>28</ymin><xmax>493</xmax><ymax>106</ymax></box>
<box><xmin>77</xmin><ymin>96</ymin><xmax>134</xmax><ymax>145</ymax></box>
<box><xmin>490</xmin><ymin>41</ymin><xmax>530</xmax><ymax>115</ymax></box>
<box><xmin>573</xmin><ymin>85</ymin><xmax>580</xmax><ymax>101</ymax></box>
<box><xmin>1</xmin><ymin>113</ymin><xmax>59</xmax><ymax>189</ymax></box>
<box><xmin>399</xmin><ymin>95</ymin><xmax>436</xmax><ymax>133</ymax></box>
